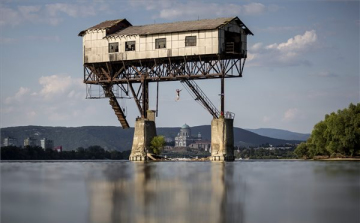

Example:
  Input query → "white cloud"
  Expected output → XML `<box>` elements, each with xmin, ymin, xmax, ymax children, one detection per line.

<box><xmin>282</xmin><ymin>108</ymin><xmax>299</xmax><ymax>122</ymax></box>
<box><xmin>0</xmin><ymin>3</ymin><xmax>108</xmax><ymax>26</ymax></box>
<box><xmin>129</xmin><ymin>1</ymin><xmax>276</xmax><ymax>20</ymax></box>
<box><xmin>242</xmin><ymin>3</ymin><xmax>266</xmax><ymax>15</ymax></box>
<box><xmin>5</xmin><ymin>87</ymin><xmax>30</xmax><ymax>104</ymax></box>
<box><xmin>18</xmin><ymin>5</ymin><xmax>41</xmax><ymax>21</ymax></box>
<box><xmin>248</xmin><ymin>30</ymin><xmax>318</xmax><ymax>67</ymax></box>
<box><xmin>267</xmin><ymin>30</ymin><xmax>317</xmax><ymax>51</ymax></box>
<box><xmin>45</xmin><ymin>3</ymin><xmax>98</xmax><ymax>18</ymax></box>
<box><xmin>39</xmin><ymin>75</ymin><xmax>82</xmax><ymax>100</ymax></box>
<box><xmin>0</xmin><ymin>74</ymin><xmax>89</xmax><ymax>127</ymax></box>
<box><xmin>250</xmin><ymin>43</ymin><xmax>264</xmax><ymax>52</ymax></box>
<box><xmin>262</xmin><ymin>116</ymin><xmax>270</xmax><ymax>123</ymax></box>
<box><xmin>0</xmin><ymin>6</ymin><xmax>22</xmax><ymax>26</ymax></box>
<box><xmin>315</xmin><ymin>71</ymin><xmax>338</xmax><ymax>78</ymax></box>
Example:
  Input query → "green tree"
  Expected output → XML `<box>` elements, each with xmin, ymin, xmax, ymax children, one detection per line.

<box><xmin>295</xmin><ymin>103</ymin><xmax>360</xmax><ymax>158</ymax></box>
<box><xmin>294</xmin><ymin>142</ymin><xmax>309</xmax><ymax>159</ymax></box>
<box><xmin>150</xmin><ymin>136</ymin><xmax>166</xmax><ymax>155</ymax></box>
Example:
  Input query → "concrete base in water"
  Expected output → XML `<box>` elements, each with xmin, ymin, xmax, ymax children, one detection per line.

<box><xmin>129</xmin><ymin>118</ymin><xmax>157</xmax><ymax>162</ymax></box>
<box><xmin>210</xmin><ymin>117</ymin><xmax>235</xmax><ymax>162</ymax></box>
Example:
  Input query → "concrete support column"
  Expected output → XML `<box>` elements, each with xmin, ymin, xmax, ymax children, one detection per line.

<box><xmin>210</xmin><ymin>117</ymin><xmax>235</xmax><ymax>162</ymax></box>
<box><xmin>129</xmin><ymin>114</ymin><xmax>157</xmax><ymax>162</ymax></box>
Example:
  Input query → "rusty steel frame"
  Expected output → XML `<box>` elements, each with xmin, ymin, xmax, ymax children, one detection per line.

<box><xmin>84</xmin><ymin>55</ymin><xmax>246</xmax><ymax>85</ymax></box>
<box><xmin>83</xmin><ymin>55</ymin><xmax>246</xmax><ymax>126</ymax></box>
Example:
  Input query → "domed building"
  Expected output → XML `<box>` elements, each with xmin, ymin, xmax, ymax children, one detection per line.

<box><xmin>174</xmin><ymin>124</ymin><xmax>201</xmax><ymax>147</ymax></box>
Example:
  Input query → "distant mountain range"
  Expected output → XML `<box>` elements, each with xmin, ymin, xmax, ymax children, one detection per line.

<box><xmin>1</xmin><ymin>126</ymin><xmax>305</xmax><ymax>151</ymax></box>
<box><xmin>246</xmin><ymin>128</ymin><xmax>310</xmax><ymax>141</ymax></box>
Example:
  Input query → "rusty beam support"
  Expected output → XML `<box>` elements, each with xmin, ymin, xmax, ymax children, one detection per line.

<box><xmin>128</xmin><ymin>82</ymin><xmax>142</xmax><ymax>115</ymax></box>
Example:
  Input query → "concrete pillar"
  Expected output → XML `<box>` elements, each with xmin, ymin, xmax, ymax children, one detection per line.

<box><xmin>129</xmin><ymin>117</ymin><xmax>157</xmax><ymax>162</ymax></box>
<box><xmin>147</xmin><ymin>110</ymin><xmax>156</xmax><ymax>122</ymax></box>
<box><xmin>210</xmin><ymin>117</ymin><xmax>235</xmax><ymax>161</ymax></box>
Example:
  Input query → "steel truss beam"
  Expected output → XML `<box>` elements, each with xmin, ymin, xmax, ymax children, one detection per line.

<box><xmin>83</xmin><ymin>55</ymin><xmax>246</xmax><ymax>127</ymax></box>
<box><xmin>84</xmin><ymin>56</ymin><xmax>246</xmax><ymax>85</ymax></box>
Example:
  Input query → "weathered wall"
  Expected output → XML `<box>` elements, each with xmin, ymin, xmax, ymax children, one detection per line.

<box><xmin>210</xmin><ymin>118</ymin><xmax>235</xmax><ymax>161</ymax></box>
<box><xmin>83</xmin><ymin>29</ymin><xmax>220</xmax><ymax>63</ymax></box>
<box><xmin>129</xmin><ymin>118</ymin><xmax>157</xmax><ymax>161</ymax></box>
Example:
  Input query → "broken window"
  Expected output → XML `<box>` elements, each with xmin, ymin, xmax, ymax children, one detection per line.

<box><xmin>155</xmin><ymin>38</ymin><xmax>166</xmax><ymax>49</ymax></box>
<box><xmin>109</xmin><ymin>42</ymin><xmax>119</xmax><ymax>53</ymax></box>
<box><xmin>125</xmin><ymin>41</ymin><xmax>135</xmax><ymax>51</ymax></box>
<box><xmin>185</xmin><ymin>36</ymin><xmax>196</xmax><ymax>47</ymax></box>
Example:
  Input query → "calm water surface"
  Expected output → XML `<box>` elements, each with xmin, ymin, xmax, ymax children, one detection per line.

<box><xmin>1</xmin><ymin>160</ymin><xmax>359</xmax><ymax>223</ymax></box>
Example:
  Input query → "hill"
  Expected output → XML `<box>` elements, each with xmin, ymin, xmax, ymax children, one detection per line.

<box><xmin>246</xmin><ymin>128</ymin><xmax>310</xmax><ymax>141</ymax></box>
<box><xmin>1</xmin><ymin>125</ymin><xmax>301</xmax><ymax>151</ymax></box>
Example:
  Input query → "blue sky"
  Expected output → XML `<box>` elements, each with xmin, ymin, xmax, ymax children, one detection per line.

<box><xmin>0</xmin><ymin>0</ymin><xmax>359</xmax><ymax>133</ymax></box>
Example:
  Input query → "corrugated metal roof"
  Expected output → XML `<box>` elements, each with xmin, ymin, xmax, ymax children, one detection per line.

<box><xmin>89</xmin><ymin>19</ymin><xmax>125</xmax><ymax>30</ymax></box>
<box><xmin>78</xmin><ymin>19</ymin><xmax>130</xmax><ymax>36</ymax></box>
<box><xmin>108</xmin><ymin>17</ymin><xmax>241</xmax><ymax>37</ymax></box>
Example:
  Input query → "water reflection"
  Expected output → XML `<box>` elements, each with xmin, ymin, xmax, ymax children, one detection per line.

<box><xmin>2</xmin><ymin>161</ymin><xmax>359</xmax><ymax>223</ymax></box>
<box><xmin>88</xmin><ymin>162</ymin><xmax>245</xmax><ymax>223</ymax></box>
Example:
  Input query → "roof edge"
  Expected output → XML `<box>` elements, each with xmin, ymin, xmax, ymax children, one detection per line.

<box><xmin>78</xmin><ymin>19</ymin><xmax>132</xmax><ymax>37</ymax></box>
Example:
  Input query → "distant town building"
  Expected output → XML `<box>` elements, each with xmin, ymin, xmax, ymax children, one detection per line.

<box><xmin>174</xmin><ymin>124</ymin><xmax>210</xmax><ymax>151</ymax></box>
<box><xmin>40</xmin><ymin>138</ymin><xmax>54</xmax><ymax>150</ymax></box>
<box><xmin>175</xmin><ymin>124</ymin><xmax>201</xmax><ymax>147</ymax></box>
<box><xmin>24</xmin><ymin>137</ymin><xmax>37</xmax><ymax>147</ymax></box>
<box><xmin>54</xmin><ymin>146</ymin><xmax>62</xmax><ymax>152</ymax></box>
<box><xmin>3</xmin><ymin>137</ymin><xmax>17</xmax><ymax>146</ymax></box>
<box><xmin>189</xmin><ymin>140</ymin><xmax>211</xmax><ymax>152</ymax></box>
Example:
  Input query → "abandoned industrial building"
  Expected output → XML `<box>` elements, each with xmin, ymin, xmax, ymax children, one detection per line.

<box><xmin>78</xmin><ymin>17</ymin><xmax>253</xmax><ymax>161</ymax></box>
<box><xmin>78</xmin><ymin>17</ymin><xmax>253</xmax><ymax>63</ymax></box>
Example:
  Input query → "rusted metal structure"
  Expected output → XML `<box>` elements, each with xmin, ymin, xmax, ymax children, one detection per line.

<box><xmin>79</xmin><ymin>17</ymin><xmax>253</xmax><ymax>129</ymax></box>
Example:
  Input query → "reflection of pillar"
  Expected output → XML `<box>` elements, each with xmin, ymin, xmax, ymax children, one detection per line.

<box><xmin>129</xmin><ymin>112</ymin><xmax>157</xmax><ymax>161</ymax></box>
<box><xmin>210</xmin><ymin>117</ymin><xmax>235</xmax><ymax>161</ymax></box>
<box><xmin>210</xmin><ymin>162</ymin><xmax>225</xmax><ymax>223</ymax></box>
<box><xmin>89</xmin><ymin>181</ymin><xmax>114</xmax><ymax>223</ymax></box>
<box><xmin>134</xmin><ymin>163</ymin><xmax>146</xmax><ymax>223</ymax></box>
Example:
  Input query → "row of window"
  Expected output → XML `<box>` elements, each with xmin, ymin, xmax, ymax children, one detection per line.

<box><xmin>108</xmin><ymin>36</ymin><xmax>197</xmax><ymax>53</ymax></box>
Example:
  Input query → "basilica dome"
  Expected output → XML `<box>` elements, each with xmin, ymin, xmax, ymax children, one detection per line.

<box><xmin>181</xmin><ymin>124</ymin><xmax>190</xmax><ymax>129</ymax></box>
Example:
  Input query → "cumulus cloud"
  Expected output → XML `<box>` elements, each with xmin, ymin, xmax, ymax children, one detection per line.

<box><xmin>282</xmin><ymin>108</ymin><xmax>299</xmax><ymax>122</ymax></box>
<box><xmin>0</xmin><ymin>3</ymin><xmax>108</xmax><ymax>26</ymax></box>
<box><xmin>0</xmin><ymin>74</ymin><xmax>94</xmax><ymax>127</ymax></box>
<box><xmin>38</xmin><ymin>75</ymin><xmax>83</xmax><ymax>100</ymax></box>
<box><xmin>248</xmin><ymin>30</ymin><xmax>318</xmax><ymax>67</ymax></box>
<box><xmin>5</xmin><ymin>87</ymin><xmax>30</xmax><ymax>104</ymax></box>
<box><xmin>266</xmin><ymin>30</ymin><xmax>317</xmax><ymax>51</ymax></box>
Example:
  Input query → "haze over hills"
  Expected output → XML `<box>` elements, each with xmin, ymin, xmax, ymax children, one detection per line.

<box><xmin>1</xmin><ymin>126</ymin><xmax>302</xmax><ymax>151</ymax></box>
<box><xmin>246</xmin><ymin>128</ymin><xmax>310</xmax><ymax>141</ymax></box>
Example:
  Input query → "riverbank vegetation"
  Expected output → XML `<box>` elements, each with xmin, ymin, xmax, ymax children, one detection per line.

<box><xmin>235</xmin><ymin>147</ymin><xmax>297</xmax><ymax>159</ymax></box>
<box><xmin>1</xmin><ymin>145</ymin><xmax>131</xmax><ymax>160</ymax></box>
<box><xmin>150</xmin><ymin>136</ymin><xmax>166</xmax><ymax>155</ymax></box>
<box><xmin>294</xmin><ymin>103</ymin><xmax>360</xmax><ymax>159</ymax></box>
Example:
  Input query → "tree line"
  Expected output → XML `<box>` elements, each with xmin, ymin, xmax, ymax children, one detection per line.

<box><xmin>1</xmin><ymin>145</ymin><xmax>131</xmax><ymax>160</ymax></box>
<box><xmin>235</xmin><ymin>147</ymin><xmax>297</xmax><ymax>159</ymax></box>
<box><xmin>294</xmin><ymin>103</ymin><xmax>360</xmax><ymax>159</ymax></box>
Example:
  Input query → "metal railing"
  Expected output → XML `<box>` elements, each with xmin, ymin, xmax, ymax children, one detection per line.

<box><xmin>181</xmin><ymin>79</ymin><xmax>220</xmax><ymax>118</ymax></box>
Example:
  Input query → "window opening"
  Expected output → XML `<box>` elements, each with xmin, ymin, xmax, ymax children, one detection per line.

<box><xmin>185</xmin><ymin>36</ymin><xmax>196</xmax><ymax>47</ymax></box>
<box><xmin>125</xmin><ymin>41</ymin><xmax>135</xmax><ymax>51</ymax></box>
<box><xmin>109</xmin><ymin>42</ymin><xmax>119</xmax><ymax>53</ymax></box>
<box><xmin>155</xmin><ymin>38</ymin><xmax>166</xmax><ymax>49</ymax></box>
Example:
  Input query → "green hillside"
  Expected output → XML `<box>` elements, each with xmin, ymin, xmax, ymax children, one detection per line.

<box><xmin>1</xmin><ymin>125</ymin><xmax>301</xmax><ymax>151</ymax></box>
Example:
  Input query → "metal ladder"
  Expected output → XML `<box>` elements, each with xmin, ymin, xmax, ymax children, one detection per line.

<box><xmin>103</xmin><ymin>86</ymin><xmax>130</xmax><ymax>129</ymax></box>
<box><xmin>181</xmin><ymin>79</ymin><xmax>220</xmax><ymax>118</ymax></box>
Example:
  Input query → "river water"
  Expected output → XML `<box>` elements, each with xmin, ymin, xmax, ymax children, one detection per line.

<box><xmin>1</xmin><ymin>160</ymin><xmax>359</xmax><ymax>223</ymax></box>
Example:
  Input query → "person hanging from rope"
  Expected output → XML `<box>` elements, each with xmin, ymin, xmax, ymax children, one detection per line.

<box><xmin>175</xmin><ymin>89</ymin><xmax>182</xmax><ymax>101</ymax></box>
